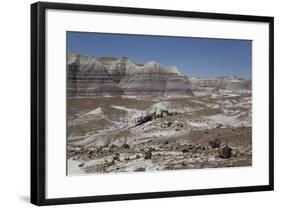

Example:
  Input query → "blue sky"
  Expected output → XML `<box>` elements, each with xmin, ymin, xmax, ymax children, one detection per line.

<box><xmin>67</xmin><ymin>32</ymin><xmax>252</xmax><ymax>78</ymax></box>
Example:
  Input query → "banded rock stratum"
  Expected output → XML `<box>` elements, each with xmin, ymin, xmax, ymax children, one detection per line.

<box><xmin>67</xmin><ymin>53</ymin><xmax>251</xmax><ymax>97</ymax></box>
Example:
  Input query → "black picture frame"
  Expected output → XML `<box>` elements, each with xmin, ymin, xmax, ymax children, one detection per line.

<box><xmin>31</xmin><ymin>1</ymin><xmax>274</xmax><ymax>206</ymax></box>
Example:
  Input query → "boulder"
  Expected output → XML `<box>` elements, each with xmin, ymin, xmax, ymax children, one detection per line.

<box><xmin>134</xmin><ymin>167</ymin><xmax>146</xmax><ymax>172</ymax></box>
<box><xmin>175</xmin><ymin>127</ymin><xmax>180</xmax><ymax>131</ymax></box>
<box><xmin>68</xmin><ymin>53</ymin><xmax>193</xmax><ymax>97</ymax></box>
<box><xmin>218</xmin><ymin>145</ymin><xmax>232</xmax><ymax>159</ymax></box>
<box><xmin>182</xmin><ymin>149</ymin><xmax>189</xmax><ymax>153</ymax></box>
<box><xmin>109</xmin><ymin>144</ymin><xmax>117</xmax><ymax>149</ymax></box>
<box><xmin>216</xmin><ymin>123</ymin><xmax>223</xmax><ymax>128</ymax></box>
<box><xmin>113</xmin><ymin>153</ymin><xmax>120</xmax><ymax>161</ymax></box>
<box><xmin>124</xmin><ymin>156</ymin><xmax>130</xmax><ymax>160</ymax></box>
<box><xmin>122</xmin><ymin>144</ymin><xmax>130</xmax><ymax>149</ymax></box>
<box><xmin>161</xmin><ymin>121</ymin><xmax>172</xmax><ymax>128</ymax></box>
<box><xmin>181</xmin><ymin>161</ymin><xmax>187</xmax><ymax>166</ymax></box>
<box><xmin>144</xmin><ymin>150</ymin><xmax>152</xmax><ymax>159</ymax></box>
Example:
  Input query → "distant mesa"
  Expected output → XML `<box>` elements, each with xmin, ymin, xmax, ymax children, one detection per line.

<box><xmin>67</xmin><ymin>52</ymin><xmax>251</xmax><ymax>97</ymax></box>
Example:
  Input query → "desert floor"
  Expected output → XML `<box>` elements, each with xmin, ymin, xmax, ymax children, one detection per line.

<box><xmin>67</xmin><ymin>90</ymin><xmax>252</xmax><ymax>174</ymax></box>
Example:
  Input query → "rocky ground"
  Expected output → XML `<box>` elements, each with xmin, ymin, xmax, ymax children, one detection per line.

<box><xmin>67</xmin><ymin>90</ymin><xmax>252</xmax><ymax>175</ymax></box>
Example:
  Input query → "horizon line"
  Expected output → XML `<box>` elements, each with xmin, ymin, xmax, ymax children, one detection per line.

<box><xmin>68</xmin><ymin>51</ymin><xmax>252</xmax><ymax>79</ymax></box>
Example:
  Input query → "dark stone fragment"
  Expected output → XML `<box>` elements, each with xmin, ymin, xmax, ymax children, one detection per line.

<box><xmin>182</xmin><ymin>149</ymin><xmax>189</xmax><ymax>153</ymax></box>
<box><xmin>122</xmin><ymin>144</ymin><xmax>130</xmax><ymax>149</ymax></box>
<box><xmin>177</xmin><ymin>122</ymin><xmax>184</xmax><ymax>127</ymax></box>
<box><xmin>181</xmin><ymin>161</ymin><xmax>187</xmax><ymax>166</ymax></box>
<box><xmin>134</xmin><ymin>167</ymin><xmax>146</xmax><ymax>172</ymax></box>
<box><xmin>149</xmin><ymin>147</ymin><xmax>155</xmax><ymax>152</ymax></box>
<box><xmin>188</xmin><ymin>144</ymin><xmax>194</xmax><ymax>149</ymax></box>
<box><xmin>144</xmin><ymin>150</ymin><xmax>152</xmax><ymax>159</ymax></box>
<box><xmin>218</xmin><ymin>145</ymin><xmax>232</xmax><ymax>159</ymax></box>
<box><xmin>216</xmin><ymin>123</ymin><xmax>223</xmax><ymax>128</ymax></box>
<box><xmin>113</xmin><ymin>153</ymin><xmax>120</xmax><ymax>161</ymax></box>
<box><xmin>124</xmin><ymin>156</ymin><xmax>130</xmax><ymax>160</ymax></box>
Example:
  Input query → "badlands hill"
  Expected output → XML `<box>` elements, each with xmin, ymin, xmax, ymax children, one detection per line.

<box><xmin>67</xmin><ymin>53</ymin><xmax>192</xmax><ymax>96</ymax></box>
<box><xmin>67</xmin><ymin>52</ymin><xmax>251</xmax><ymax>97</ymax></box>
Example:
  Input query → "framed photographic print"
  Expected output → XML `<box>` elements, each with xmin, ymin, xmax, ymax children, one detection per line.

<box><xmin>31</xmin><ymin>1</ymin><xmax>274</xmax><ymax>206</ymax></box>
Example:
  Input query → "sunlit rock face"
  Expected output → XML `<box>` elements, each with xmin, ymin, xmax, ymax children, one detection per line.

<box><xmin>67</xmin><ymin>53</ymin><xmax>123</xmax><ymax>96</ymax></box>
<box><xmin>67</xmin><ymin>53</ymin><xmax>193</xmax><ymax>97</ymax></box>
<box><xmin>188</xmin><ymin>76</ymin><xmax>251</xmax><ymax>92</ymax></box>
<box><xmin>67</xmin><ymin>53</ymin><xmax>251</xmax><ymax>97</ymax></box>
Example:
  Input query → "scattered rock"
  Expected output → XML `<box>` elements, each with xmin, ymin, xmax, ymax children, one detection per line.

<box><xmin>216</xmin><ymin>123</ymin><xmax>223</xmax><ymax>128</ymax></box>
<box><xmin>195</xmin><ymin>145</ymin><xmax>202</xmax><ymax>150</ymax></box>
<box><xmin>95</xmin><ymin>147</ymin><xmax>102</xmax><ymax>153</ymax></box>
<box><xmin>135</xmin><ymin>114</ymin><xmax>153</xmax><ymax>126</ymax></box>
<box><xmin>181</xmin><ymin>161</ymin><xmax>187</xmax><ymax>166</ymax></box>
<box><xmin>188</xmin><ymin>144</ymin><xmax>195</xmax><ymax>149</ymax></box>
<box><xmin>144</xmin><ymin>150</ymin><xmax>152</xmax><ymax>159</ymax></box>
<box><xmin>161</xmin><ymin>110</ymin><xmax>169</xmax><ymax>118</ymax></box>
<box><xmin>102</xmin><ymin>146</ymin><xmax>110</xmax><ymax>152</ymax></box>
<box><xmin>218</xmin><ymin>145</ymin><xmax>232</xmax><ymax>159</ymax></box>
<box><xmin>209</xmin><ymin>138</ymin><xmax>221</xmax><ymax>148</ymax></box>
<box><xmin>161</xmin><ymin>121</ymin><xmax>172</xmax><ymax>128</ymax></box>
<box><xmin>177</xmin><ymin>122</ymin><xmax>184</xmax><ymax>127</ymax></box>
<box><xmin>108</xmin><ymin>159</ymin><xmax>115</xmax><ymax>166</ymax></box>
<box><xmin>113</xmin><ymin>153</ymin><xmax>120</xmax><ymax>161</ymax></box>
<box><xmin>134</xmin><ymin>167</ymin><xmax>146</xmax><ymax>172</ymax></box>
<box><xmin>182</xmin><ymin>149</ymin><xmax>189</xmax><ymax>153</ymax></box>
<box><xmin>88</xmin><ymin>150</ymin><xmax>94</xmax><ymax>156</ymax></box>
<box><xmin>122</xmin><ymin>144</ymin><xmax>130</xmax><ymax>149</ymax></box>
<box><xmin>149</xmin><ymin>147</ymin><xmax>155</xmax><ymax>152</ymax></box>
<box><xmin>78</xmin><ymin>163</ymin><xmax>84</xmax><ymax>167</ymax></box>
<box><xmin>109</xmin><ymin>144</ymin><xmax>117</xmax><ymax>151</ymax></box>
<box><xmin>124</xmin><ymin>156</ymin><xmax>130</xmax><ymax>160</ymax></box>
